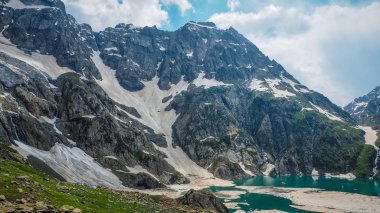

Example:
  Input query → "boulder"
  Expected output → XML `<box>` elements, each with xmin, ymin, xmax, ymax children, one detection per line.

<box><xmin>177</xmin><ymin>189</ymin><xmax>228</xmax><ymax>213</ymax></box>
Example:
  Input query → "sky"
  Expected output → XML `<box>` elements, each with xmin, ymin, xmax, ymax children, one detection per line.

<box><xmin>61</xmin><ymin>0</ymin><xmax>380</xmax><ymax>106</ymax></box>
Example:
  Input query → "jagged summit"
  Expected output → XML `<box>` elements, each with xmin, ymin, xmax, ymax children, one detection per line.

<box><xmin>185</xmin><ymin>21</ymin><xmax>218</xmax><ymax>29</ymax></box>
<box><xmin>1</xmin><ymin>0</ymin><xmax>65</xmax><ymax>11</ymax></box>
<box><xmin>345</xmin><ymin>86</ymin><xmax>380</xmax><ymax>126</ymax></box>
<box><xmin>189</xmin><ymin>21</ymin><xmax>217</xmax><ymax>27</ymax></box>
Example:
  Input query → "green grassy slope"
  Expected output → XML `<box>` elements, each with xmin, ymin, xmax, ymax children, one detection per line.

<box><xmin>0</xmin><ymin>159</ymin><xmax>204</xmax><ymax>213</ymax></box>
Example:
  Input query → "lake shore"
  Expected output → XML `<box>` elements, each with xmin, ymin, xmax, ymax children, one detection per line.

<box><xmin>131</xmin><ymin>176</ymin><xmax>234</xmax><ymax>198</ymax></box>
<box><xmin>236</xmin><ymin>186</ymin><xmax>380</xmax><ymax>213</ymax></box>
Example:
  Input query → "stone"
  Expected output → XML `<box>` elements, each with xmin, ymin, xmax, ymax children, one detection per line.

<box><xmin>0</xmin><ymin>195</ymin><xmax>6</xmax><ymax>201</ymax></box>
<box><xmin>59</xmin><ymin>205</ymin><xmax>75</xmax><ymax>212</ymax></box>
<box><xmin>36</xmin><ymin>201</ymin><xmax>47</xmax><ymax>209</ymax></box>
<box><xmin>177</xmin><ymin>189</ymin><xmax>229</xmax><ymax>213</ymax></box>
<box><xmin>15</xmin><ymin>204</ymin><xmax>34</xmax><ymax>212</ymax></box>
<box><xmin>72</xmin><ymin>208</ymin><xmax>82</xmax><ymax>213</ymax></box>
<box><xmin>16</xmin><ymin>198</ymin><xmax>27</xmax><ymax>204</ymax></box>
<box><xmin>16</xmin><ymin>175</ymin><xmax>29</xmax><ymax>180</ymax></box>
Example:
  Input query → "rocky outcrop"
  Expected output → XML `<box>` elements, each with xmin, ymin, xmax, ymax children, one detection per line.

<box><xmin>0</xmin><ymin>59</ymin><xmax>188</xmax><ymax>188</ymax></box>
<box><xmin>0</xmin><ymin>141</ymin><xmax>25</xmax><ymax>163</ymax></box>
<box><xmin>345</xmin><ymin>86</ymin><xmax>380</xmax><ymax>127</ymax></box>
<box><xmin>170</xmin><ymin>85</ymin><xmax>361</xmax><ymax>177</ymax></box>
<box><xmin>0</xmin><ymin>0</ymin><xmax>100</xmax><ymax>79</ymax></box>
<box><xmin>177</xmin><ymin>189</ymin><xmax>229</xmax><ymax>213</ymax></box>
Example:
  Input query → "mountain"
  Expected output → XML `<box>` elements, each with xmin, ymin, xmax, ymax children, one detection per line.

<box><xmin>345</xmin><ymin>86</ymin><xmax>380</xmax><ymax>127</ymax></box>
<box><xmin>0</xmin><ymin>0</ymin><xmax>376</xmax><ymax>191</ymax></box>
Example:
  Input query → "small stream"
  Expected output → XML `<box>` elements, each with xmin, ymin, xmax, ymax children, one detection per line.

<box><xmin>372</xmin><ymin>149</ymin><xmax>380</xmax><ymax>178</ymax></box>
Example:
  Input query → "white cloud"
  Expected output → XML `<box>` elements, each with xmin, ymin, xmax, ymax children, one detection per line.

<box><xmin>161</xmin><ymin>0</ymin><xmax>192</xmax><ymax>15</ymax></box>
<box><xmin>209</xmin><ymin>2</ymin><xmax>380</xmax><ymax>106</ymax></box>
<box><xmin>62</xmin><ymin>0</ymin><xmax>169</xmax><ymax>31</ymax></box>
<box><xmin>227</xmin><ymin>0</ymin><xmax>240</xmax><ymax>11</ymax></box>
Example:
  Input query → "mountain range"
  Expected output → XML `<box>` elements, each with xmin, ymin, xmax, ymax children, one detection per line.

<box><xmin>0</xmin><ymin>0</ymin><xmax>378</xmax><ymax>191</ymax></box>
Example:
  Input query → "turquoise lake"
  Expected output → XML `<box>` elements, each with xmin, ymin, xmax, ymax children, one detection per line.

<box><xmin>209</xmin><ymin>176</ymin><xmax>380</xmax><ymax>212</ymax></box>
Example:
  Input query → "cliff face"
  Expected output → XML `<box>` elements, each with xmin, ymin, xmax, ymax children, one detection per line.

<box><xmin>345</xmin><ymin>86</ymin><xmax>380</xmax><ymax>127</ymax></box>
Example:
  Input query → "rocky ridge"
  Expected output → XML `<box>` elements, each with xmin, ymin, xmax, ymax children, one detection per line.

<box><xmin>345</xmin><ymin>86</ymin><xmax>380</xmax><ymax>127</ymax></box>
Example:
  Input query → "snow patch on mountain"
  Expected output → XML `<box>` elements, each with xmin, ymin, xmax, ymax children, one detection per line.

<box><xmin>82</xmin><ymin>115</ymin><xmax>96</xmax><ymax>119</ymax></box>
<box><xmin>266</xmin><ymin>78</ymin><xmax>296</xmax><ymax>98</ymax></box>
<box><xmin>104</xmin><ymin>47</ymin><xmax>118</xmax><ymax>51</ymax></box>
<box><xmin>103</xmin><ymin>155</ymin><xmax>118</xmax><ymax>160</ymax></box>
<box><xmin>13</xmin><ymin>140</ymin><xmax>124</xmax><ymax>189</ymax></box>
<box><xmin>310</xmin><ymin>103</ymin><xmax>343</xmax><ymax>122</ymax></box>
<box><xmin>299</xmin><ymin>88</ymin><xmax>311</xmax><ymax>93</ymax></box>
<box><xmin>157</xmin><ymin>43</ymin><xmax>166</xmax><ymax>51</ymax></box>
<box><xmin>239</xmin><ymin>162</ymin><xmax>254</xmax><ymax>176</ymax></box>
<box><xmin>358</xmin><ymin>126</ymin><xmax>378</xmax><ymax>149</ymax></box>
<box><xmin>350</xmin><ymin>101</ymin><xmax>368</xmax><ymax>114</ymax></box>
<box><xmin>39</xmin><ymin>116</ymin><xmax>63</xmax><ymax>135</ymax></box>
<box><xmin>3</xmin><ymin>0</ymin><xmax>49</xmax><ymax>10</ymax></box>
<box><xmin>92</xmin><ymin>52</ymin><xmax>215</xmax><ymax>180</ymax></box>
<box><xmin>125</xmin><ymin>165</ymin><xmax>159</xmax><ymax>181</ymax></box>
<box><xmin>186</xmin><ymin>51</ymin><xmax>193</xmax><ymax>58</ymax></box>
<box><xmin>280</xmin><ymin>76</ymin><xmax>299</xmax><ymax>92</ymax></box>
<box><xmin>249</xmin><ymin>78</ymin><xmax>269</xmax><ymax>92</ymax></box>
<box><xmin>193</xmin><ymin>72</ymin><xmax>233</xmax><ymax>89</ymax></box>
<box><xmin>0</xmin><ymin>36</ymin><xmax>73</xmax><ymax>79</ymax></box>
<box><xmin>200</xmin><ymin>136</ymin><xmax>215</xmax><ymax>142</ymax></box>
<box><xmin>262</xmin><ymin>163</ymin><xmax>275</xmax><ymax>176</ymax></box>
<box><xmin>249</xmin><ymin>76</ymin><xmax>311</xmax><ymax>97</ymax></box>
<box><xmin>189</xmin><ymin>21</ymin><xmax>216</xmax><ymax>29</ymax></box>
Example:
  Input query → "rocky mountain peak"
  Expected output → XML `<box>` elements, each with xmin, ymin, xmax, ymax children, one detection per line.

<box><xmin>1</xmin><ymin>0</ymin><xmax>65</xmax><ymax>11</ymax></box>
<box><xmin>345</xmin><ymin>86</ymin><xmax>380</xmax><ymax>126</ymax></box>
<box><xmin>183</xmin><ymin>21</ymin><xmax>218</xmax><ymax>30</ymax></box>
<box><xmin>0</xmin><ymin>0</ymin><xmax>100</xmax><ymax>79</ymax></box>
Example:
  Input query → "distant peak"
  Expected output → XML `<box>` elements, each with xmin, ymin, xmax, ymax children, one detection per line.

<box><xmin>3</xmin><ymin>0</ymin><xmax>66</xmax><ymax>11</ymax></box>
<box><xmin>185</xmin><ymin>21</ymin><xmax>218</xmax><ymax>30</ymax></box>
<box><xmin>191</xmin><ymin>21</ymin><xmax>216</xmax><ymax>28</ymax></box>
<box><xmin>114</xmin><ymin>23</ymin><xmax>141</xmax><ymax>31</ymax></box>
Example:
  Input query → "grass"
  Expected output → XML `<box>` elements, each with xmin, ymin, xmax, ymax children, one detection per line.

<box><xmin>354</xmin><ymin>145</ymin><xmax>376</xmax><ymax>178</ymax></box>
<box><xmin>0</xmin><ymin>160</ymin><xmax>182</xmax><ymax>213</ymax></box>
<box><xmin>376</xmin><ymin>132</ymin><xmax>380</xmax><ymax>148</ymax></box>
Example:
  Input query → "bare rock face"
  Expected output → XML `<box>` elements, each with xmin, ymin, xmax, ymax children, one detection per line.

<box><xmin>345</xmin><ymin>86</ymin><xmax>380</xmax><ymax>127</ymax></box>
<box><xmin>177</xmin><ymin>189</ymin><xmax>229</xmax><ymax>213</ymax></box>
<box><xmin>0</xmin><ymin>0</ymin><xmax>100</xmax><ymax>79</ymax></box>
<box><xmin>0</xmin><ymin>141</ymin><xmax>25</xmax><ymax>163</ymax></box>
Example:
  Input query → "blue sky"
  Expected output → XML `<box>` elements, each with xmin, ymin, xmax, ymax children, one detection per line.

<box><xmin>62</xmin><ymin>0</ymin><xmax>380</xmax><ymax>106</ymax></box>
<box><xmin>160</xmin><ymin>0</ymin><xmax>376</xmax><ymax>30</ymax></box>
<box><xmin>160</xmin><ymin>0</ymin><xmax>229</xmax><ymax>30</ymax></box>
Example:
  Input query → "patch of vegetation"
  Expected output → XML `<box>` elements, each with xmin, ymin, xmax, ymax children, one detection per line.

<box><xmin>200</xmin><ymin>138</ymin><xmax>220</xmax><ymax>148</ymax></box>
<box><xmin>375</xmin><ymin>132</ymin><xmax>380</xmax><ymax>148</ymax></box>
<box><xmin>294</xmin><ymin>111</ymin><xmax>305</xmax><ymax>121</ymax></box>
<box><xmin>293</xmin><ymin>111</ymin><xmax>366</xmax><ymax>173</ymax></box>
<box><xmin>354</xmin><ymin>145</ymin><xmax>376</xmax><ymax>178</ymax></box>
<box><xmin>0</xmin><ymin>160</ymin><xmax>185</xmax><ymax>213</ymax></box>
<box><xmin>246</xmin><ymin>148</ymin><xmax>258</xmax><ymax>156</ymax></box>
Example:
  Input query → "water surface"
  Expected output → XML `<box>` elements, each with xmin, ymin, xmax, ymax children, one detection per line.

<box><xmin>210</xmin><ymin>176</ymin><xmax>380</xmax><ymax>212</ymax></box>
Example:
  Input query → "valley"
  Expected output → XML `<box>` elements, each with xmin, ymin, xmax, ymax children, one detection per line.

<box><xmin>0</xmin><ymin>0</ymin><xmax>379</xmax><ymax>212</ymax></box>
